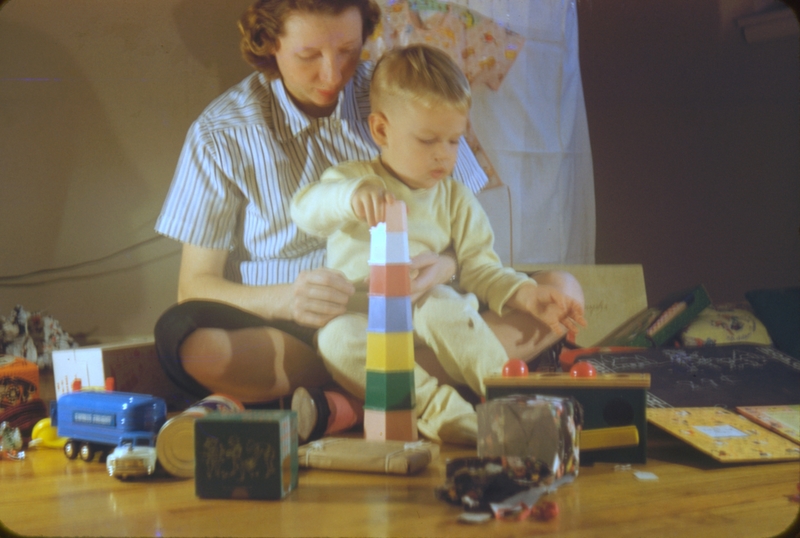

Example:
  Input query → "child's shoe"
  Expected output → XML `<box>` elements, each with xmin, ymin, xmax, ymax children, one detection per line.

<box><xmin>291</xmin><ymin>387</ymin><xmax>364</xmax><ymax>444</ymax></box>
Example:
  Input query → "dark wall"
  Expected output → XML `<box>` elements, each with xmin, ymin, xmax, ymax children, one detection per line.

<box><xmin>578</xmin><ymin>0</ymin><xmax>799</xmax><ymax>304</ymax></box>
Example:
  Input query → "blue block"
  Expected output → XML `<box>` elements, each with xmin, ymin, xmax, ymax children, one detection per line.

<box><xmin>368</xmin><ymin>296</ymin><xmax>413</xmax><ymax>333</ymax></box>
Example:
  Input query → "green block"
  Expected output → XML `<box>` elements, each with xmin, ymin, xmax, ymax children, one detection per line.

<box><xmin>194</xmin><ymin>410</ymin><xmax>298</xmax><ymax>500</ymax></box>
<box><xmin>365</xmin><ymin>370</ymin><xmax>416</xmax><ymax>411</ymax></box>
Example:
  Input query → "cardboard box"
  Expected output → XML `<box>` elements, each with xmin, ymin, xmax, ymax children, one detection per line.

<box><xmin>514</xmin><ymin>264</ymin><xmax>648</xmax><ymax>347</ymax></box>
<box><xmin>298</xmin><ymin>437</ymin><xmax>437</xmax><ymax>475</ymax></box>
<box><xmin>194</xmin><ymin>410</ymin><xmax>298</xmax><ymax>500</ymax></box>
<box><xmin>52</xmin><ymin>340</ymin><xmax>193</xmax><ymax>410</ymax></box>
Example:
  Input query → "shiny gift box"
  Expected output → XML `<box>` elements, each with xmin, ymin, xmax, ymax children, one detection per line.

<box><xmin>477</xmin><ymin>395</ymin><xmax>581</xmax><ymax>480</ymax></box>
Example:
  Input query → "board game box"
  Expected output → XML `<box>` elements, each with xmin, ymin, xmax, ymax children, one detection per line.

<box><xmin>596</xmin><ymin>285</ymin><xmax>711</xmax><ymax>348</ymax></box>
<box><xmin>647</xmin><ymin>407</ymin><xmax>800</xmax><ymax>463</ymax></box>
<box><xmin>736</xmin><ymin>405</ymin><xmax>800</xmax><ymax>444</ymax></box>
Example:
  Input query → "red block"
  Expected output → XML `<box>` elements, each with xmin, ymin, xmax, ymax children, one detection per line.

<box><xmin>369</xmin><ymin>264</ymin><xmax>411</xmax><ymax>296</ymax></box>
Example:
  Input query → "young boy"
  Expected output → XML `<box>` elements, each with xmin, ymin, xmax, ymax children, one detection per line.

<box><xmin>290</xmin><ymin>44</ymin><xmax>585</xmax><ymax>445</ymax></box>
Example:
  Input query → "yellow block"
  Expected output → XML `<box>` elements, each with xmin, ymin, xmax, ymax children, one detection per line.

<box><xmin>580</xmin><ymin>425</ymin><xmax>640</xmax><ymax>451</ymax></box>
<box><xmin>366</xmin><ymin>332</ymin><xmax>415</xmax><ymax>372</ymax></box>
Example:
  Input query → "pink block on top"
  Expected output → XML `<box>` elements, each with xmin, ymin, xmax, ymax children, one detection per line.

<box><xmin>385</xmin><ymin>200</ymin><xmax>407</xmax><ymax>232</ymax></box>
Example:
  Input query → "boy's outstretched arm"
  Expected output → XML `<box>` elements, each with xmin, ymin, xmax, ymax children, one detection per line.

<box><xmin>351</xmin><ymin>184</ymin><xmax>395</xmax><ymax>227</ymax></box>
<box><xmin>507</xmin><ymin>282</ymin><xmax>587</xmax><ymax>337</ymax></box>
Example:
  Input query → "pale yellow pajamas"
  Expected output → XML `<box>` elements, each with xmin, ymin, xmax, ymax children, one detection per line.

<box><xmin>291</xmin><ymin>159</ymin><xmax>535</xmax><ymax>444</ymax></box>
<box><xmin>317</xmin><ymin>285</ymin><xmax>509</xmax><ymax>444</ymax></box>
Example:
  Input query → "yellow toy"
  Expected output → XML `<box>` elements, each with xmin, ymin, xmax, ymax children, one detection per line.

<box><xmin>29</xmin><ymin>418</ymin><xmax>67</xmax><ymax>449</ymax></box>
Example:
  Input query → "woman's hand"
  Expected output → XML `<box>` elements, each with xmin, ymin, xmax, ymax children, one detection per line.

<box><xmin>408</xmin><ymin>250</ymin><xmax>457</xmax><ymax>302</ymax></box>
<box><xmin>178</xmin><ymin>244</ymin><xmax>353</xmax><ymax>327</ymax></box>
<box><xmin>290</xmin><ymin>268</ymin><xmax>355</xmax><ymax>328</ymax></box>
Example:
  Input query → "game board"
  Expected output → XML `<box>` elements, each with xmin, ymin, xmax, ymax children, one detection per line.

<box><xmin>647</xmin><ymin>407</ymin><xmax>800</xmax><ymax>463</ymax></box>
<box><xmin>736</xmin><ymin>405</ymin><xmax>800</xmax><ymax>444</ymax></box>
<box><xmin>573</xmin><ymin>345</ymin><xmax>800</xmax><ymax>409</ymax></box>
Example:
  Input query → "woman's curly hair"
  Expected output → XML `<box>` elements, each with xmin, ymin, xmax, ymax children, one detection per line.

<box><xmin>238</xmin><ymin>0</ymin><xmax>381</xmax><ymax>79</ymax></box>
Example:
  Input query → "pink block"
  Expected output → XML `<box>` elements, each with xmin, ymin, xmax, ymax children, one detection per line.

<box><xmin>385</xmin><ymin>200</ymin><xmax>407</xmax><ymax>232</ymax></box>
<box><xmin>364</xmin><ymin>409</ymin><xmax>418</xmax><ymax>442</ymax></box>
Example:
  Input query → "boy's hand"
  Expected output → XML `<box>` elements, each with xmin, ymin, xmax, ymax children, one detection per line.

<box><xmin>509</xmin><ymin>283</ymin><xmax>587</xmax><ymax>337</ymax></box>
<box><xmin>351</xmin><ymin>184</ymin><xmax>395</xmax><ymax>227</ymax></box>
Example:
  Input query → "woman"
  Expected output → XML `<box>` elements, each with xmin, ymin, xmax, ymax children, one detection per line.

<box><xmin>154</xmin><ymin>0</ymin><xmax>584</xmax><ymax>410</ymax></box>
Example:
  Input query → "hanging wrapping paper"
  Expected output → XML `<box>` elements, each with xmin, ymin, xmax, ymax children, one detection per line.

<box><xmin>363</xmin><ymin>0</ymin><xmax>525</xmax><ymax>189</ymax></box>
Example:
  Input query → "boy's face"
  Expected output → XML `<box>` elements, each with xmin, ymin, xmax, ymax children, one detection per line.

<box><xmin>370</xmin><ymin>100</ymin><xmax>468</xmax><ymax>190</ymax></box>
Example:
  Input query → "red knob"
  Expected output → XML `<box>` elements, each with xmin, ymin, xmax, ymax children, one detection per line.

<box><xmin>570</xmin><ymin>361</ymin><xmax>597</xmax><ymax>377</ymax></box>
<box><xmin>502</xmin><ymin>359</ymin><xmax>529</xmax><ymax>377</ymax></box>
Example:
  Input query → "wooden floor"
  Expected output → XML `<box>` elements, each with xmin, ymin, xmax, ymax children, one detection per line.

<box><xmin>1</xmin><ymin>425</ymin><xmax>798</xmax><ymax>538</ymax></box>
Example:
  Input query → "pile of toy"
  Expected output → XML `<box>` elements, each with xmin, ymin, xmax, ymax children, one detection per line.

<box><xmin>1</xmin><ymin>305</ymin><xmax>76</xmax><ymax>369</ymax></box>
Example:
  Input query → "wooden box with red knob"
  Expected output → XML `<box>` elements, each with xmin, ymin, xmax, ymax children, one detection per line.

<box><xmin>484</xmin><ymin>371</ymin><xmax>651</xmax><ymax>464</ymax></box>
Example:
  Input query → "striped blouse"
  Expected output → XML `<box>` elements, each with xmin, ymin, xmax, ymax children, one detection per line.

<box><xmin>155</xmin><ymin>62</ymin><xmax>488</xmax><ymax>286</ymax></box>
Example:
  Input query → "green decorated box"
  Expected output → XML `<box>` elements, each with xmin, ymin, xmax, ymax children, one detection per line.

<box><xmin>596</xmin><ymin>285</ymin><xmax>711</xmax><ymax>348</ymax></box>
<box><xmin>194</xmin><ymin>410</ymin><xmax>298</xmax><ymax>500</ymax></box>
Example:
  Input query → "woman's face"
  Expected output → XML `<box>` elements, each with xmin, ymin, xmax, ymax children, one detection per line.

<box><xmin>273</xmin><ymin>7</ymin><xmax>364</xmax><ymax>118</ymax></box>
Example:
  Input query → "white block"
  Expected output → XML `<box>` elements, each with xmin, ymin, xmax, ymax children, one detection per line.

<box><xmin>369</xmin><ymin>224</ymin><xmax>410</xmax><ymax>264</ymax></box>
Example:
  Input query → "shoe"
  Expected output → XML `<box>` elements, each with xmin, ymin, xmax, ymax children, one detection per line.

<box><xmin>291</xmin><ymin>387</ymin><xmax>330</xmax><ymax>445</ymax></box>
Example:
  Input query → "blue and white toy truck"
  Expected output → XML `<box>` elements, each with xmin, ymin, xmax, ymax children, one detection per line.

<box><xmin>51</xmin><ymin>391</ymin><xmax>167</xmax><ymax>477</ymax></box>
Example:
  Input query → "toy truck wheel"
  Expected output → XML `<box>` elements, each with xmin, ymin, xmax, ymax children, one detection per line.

<box><xmin>79</xmin><ymin>443</ymin><xmax>95</xmax><ymax>462</ymax></box>
<box><xmin>64</xmin><ymin>440</ymin><xmax>78</xmax><ymax>460</ymax></box>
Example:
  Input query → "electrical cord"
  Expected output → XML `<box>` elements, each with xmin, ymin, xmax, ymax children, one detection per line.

<box><xmin>0</xmin><ymin>235</ymin><xmax>179</xmax><ymax>286</ymax></box>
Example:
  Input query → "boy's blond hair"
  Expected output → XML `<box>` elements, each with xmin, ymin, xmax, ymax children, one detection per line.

<box><xmin>370</xmin><ymin>44</ymin><xmax>471</xmax><ymax>114</ymax></box>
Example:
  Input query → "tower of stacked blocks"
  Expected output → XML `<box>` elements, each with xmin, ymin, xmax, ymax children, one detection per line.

<box><xmin>364</xmin><ymin>200</ymin><xmax>418</xmax><ymax>441</ymax></box>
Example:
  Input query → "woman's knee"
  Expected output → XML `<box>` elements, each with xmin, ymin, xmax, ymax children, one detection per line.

<box><xmin>534</xmin><ymin>270</ymin><xmax>585</xmax><ymax>308</ymax></box>
<box><xmin>179</xmin><ymin>328</ymin><xmax>236</xmax><ymax>382</ymax></box>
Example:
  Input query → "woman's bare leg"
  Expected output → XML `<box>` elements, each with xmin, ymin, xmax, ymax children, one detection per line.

<box><xmin>179</xmin><ymin>327</ymin><xmax>332</xmax><ymax>404</ymax></box>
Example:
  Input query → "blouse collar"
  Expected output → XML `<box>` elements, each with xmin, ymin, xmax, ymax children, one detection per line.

<box><xmin>268</xmin><ymin>63</ymin><xmax>369</xmax><ymax>141</ymax></box>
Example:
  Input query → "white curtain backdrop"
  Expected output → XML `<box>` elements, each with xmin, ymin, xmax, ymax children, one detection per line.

<box><xmin>378</xmin><ymin>0</ymin><xmax>596</xmax><ymax>265</ymax></box>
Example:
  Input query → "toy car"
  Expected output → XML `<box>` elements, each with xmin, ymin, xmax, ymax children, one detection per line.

<box><xmin>106</xmin><ymin>444</ymin><xmax>158</xmax><ymax>479</ymax></box>
<box><xmin>51</xmin><ymin>390</ymin><xmax>166</xmax><ymax>464</ymax></box>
